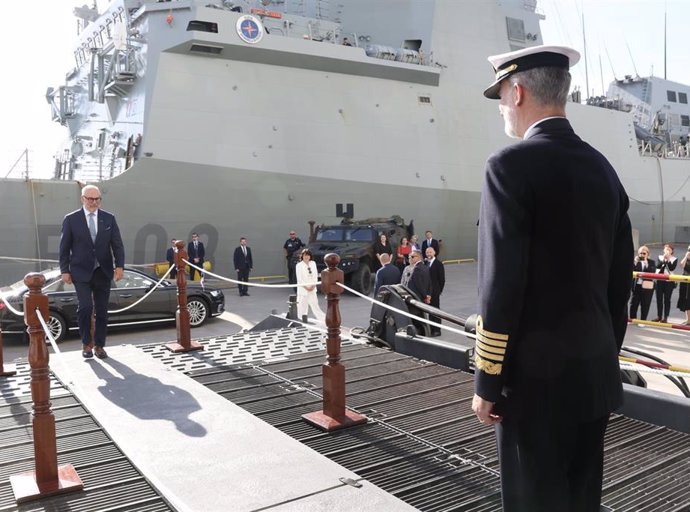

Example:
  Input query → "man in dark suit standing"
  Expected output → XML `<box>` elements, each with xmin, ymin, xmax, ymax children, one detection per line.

<box><xmin>165</xmin><ymin>238</ymin><xmax>177</xmax><ymax>278</ymax></box>
<box><xmin>233</xmin><ymin>237</ymin><xmax>253</xmax><ymax>296</ymax></box>
<box><xmin>472</xmin><ymin>46</ymin><xmax>633</xmax><ymax>511</ymax></box>
<box><xmin>187</xmin><ymin>232</ymin><xmax>205</xmax><ymax>281</ymax></box>
<box><xmin>421</xmin><ymin>231</ymin><xmax>440</xmax><ymax>258</ymax></box>
<box><xmin>425</xmin><ymin>247</ymin><xmax>445</xmax><ymax>336</ymax></box>
<box><xmin>59</xmin><ymin>185</ymin><xmax>125</xmax><ymax>359</ymax></box>
<box><xmin>404</xmin><ymin>250</ymin><xmax>431</xmax><ymax>304</ymax></box>
<box><xmin>373</xmin><ymin>253</ymin><xmax>401</xmax><ymax>296</ymax></box>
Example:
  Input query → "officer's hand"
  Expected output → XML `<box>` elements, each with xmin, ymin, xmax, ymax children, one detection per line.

<box><xmin>62</xmin><ymin>273</ymin><xmax>72</xmax><ymax>285</ymax></box>
<box><xmin>472</xmin><ymin>394</ymin><xmax>502</xmax><ymax>426</ymax></box>
<box><xmin>114</xmin><ymin>267</ymin><xmax>124</xmax><ymax>281</ymax></box>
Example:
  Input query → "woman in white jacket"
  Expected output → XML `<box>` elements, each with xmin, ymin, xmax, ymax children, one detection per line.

<box><xmin>296</xmin><ymin>248</ymin><xmax>325</xmax><ymax>322</ymax></box>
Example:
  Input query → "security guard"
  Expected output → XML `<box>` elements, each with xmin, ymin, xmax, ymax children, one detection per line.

<box><xmin>472</xmin><ymin>45</ymin><xmax>633</xmax><ymax>511</ymax></box>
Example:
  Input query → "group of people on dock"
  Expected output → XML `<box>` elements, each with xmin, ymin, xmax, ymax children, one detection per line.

<box><xmin>630</xmin><ymin>243</ymin><xmax>690</xmax><ymax>324</ymax></box>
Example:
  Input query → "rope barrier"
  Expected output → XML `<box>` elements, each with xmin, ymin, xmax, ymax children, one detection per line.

<box><xmin>107</xmin><ymin>263</ymin><xmax>176</xmax><ymax>314</ymax></box>
<box><xmin>619</xmin><ymin>355</ymin><xmax>690</xmax><ymax>376</ymax></box>
<box><xmin>0</xmin><ymin>294</ymin><xmax>24</xmax><ymax>317</ymax></box>
<box><xmin>0</xmin><ymin>256</ymin><xmax>59</xmax><ymax>264</ymax></box>
<box><xmin>1</xmin><ymin>264</ymin><xmax>176</xmax><ymax>317</ymax></box>
<box><xmin>0</xmin><ymin>255</ymin><xmax>153</xmax><ymax>269</ymax></box>
<box><xmin>619</xmin><ymin>361</ymin><xmax>690</xmax><ymax>379</ymax></box>
<box><xmin>633</xmin><ymin>271</ymin><xmax>690</xmax><ymax>283</ymax></box>
<box><xmin>34</xmin><ymin>306</ymin><xmax>79</xmax><ymax>393</ymax></box>
<box><xmin>184</xmin><ymin>260</ymin><xmax>318</xmax><ymax>289</ymax></box>
<box><xmin>335</xmin><ymin>281</ymin><xmax>476</xmax><ymax>340</ymax></box>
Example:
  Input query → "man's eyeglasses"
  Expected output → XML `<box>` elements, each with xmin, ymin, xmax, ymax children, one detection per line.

<box><xmin>289</xmin><ymin>233</ymin><xmax>296</xmax><ymax>236</ymax></box>
<box><xmin>84</xmin><ymin>197</ymin><xmax>101</xmax><ymax>202</ymax></box>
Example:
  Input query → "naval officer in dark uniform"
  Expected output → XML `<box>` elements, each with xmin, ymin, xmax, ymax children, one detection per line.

<box><xmin>472</xmin><ymin>45</ymin><xmax>633</xmax><ymax>511</ymax></box>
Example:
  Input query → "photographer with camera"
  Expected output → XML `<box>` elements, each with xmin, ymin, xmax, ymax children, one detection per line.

<box><xmin>653</xmin><ymin>243</ymin><xmax>678</xmax><ymax>323</ymax></box>
<box><xmin>630</xmin><ymin>245</ymin><xmax>655</xmax><ymax>320</ymax></box>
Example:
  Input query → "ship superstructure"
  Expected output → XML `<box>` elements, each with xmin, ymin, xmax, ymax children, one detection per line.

<box><xmin>1</xmin><ymin>0</ymin><xmax>689</xmax><ymax>283</ymax></box>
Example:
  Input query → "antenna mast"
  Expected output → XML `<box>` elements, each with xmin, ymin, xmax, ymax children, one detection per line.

<box><xmin>664</xmin><ymin>5</ymin><xmax>667</xmax><ymax>79</ymax></box>
<box><xmin>582</xmin><ymin>12</ymin><xmax>590</xmax><ymax>99</ymax></box>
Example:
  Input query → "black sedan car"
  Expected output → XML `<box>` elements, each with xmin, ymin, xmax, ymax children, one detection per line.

<box><xmin>0</xmin><ymin>268</ymin><xmax>225</xmax><ymax>343</ymax></box>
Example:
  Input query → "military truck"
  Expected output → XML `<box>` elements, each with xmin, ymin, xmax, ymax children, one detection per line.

<box><xmin>306</xmin><ymin>216</ymin><xmax>413</xmax><ymax>295</ymax></box>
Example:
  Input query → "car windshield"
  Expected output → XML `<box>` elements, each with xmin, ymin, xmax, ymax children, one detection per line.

<box><xmin>316</xmin><ymin>227</ymin><xmax>374</xmax><ymax>242</ymax></box>
<box><xmin>113</xmin><ymin>271</ymin><xmax>155</xmax><ymax>289</ymax></box>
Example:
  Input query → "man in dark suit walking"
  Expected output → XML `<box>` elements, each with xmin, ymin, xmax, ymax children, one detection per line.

<box><xmin>165</xmin><ymin>238</ymin><xmax>177</xmax><ymax>278</ymax></box>
<box><xmin>425</xmin><ymin>247</ymin><xmax>445</xmax><ymax>336</ymax></box>
<box><xmin>233</xmin><ymin>237</ymin><xmax>253</xmax><ymax>296</ymax></box>
<box><xmin>421</xmin><ymin>231</ymin><xmax>440</xmax><ymax>257</ymax></box>
<box><xmin>187</xmin><ymin>233</ymin><xmax>205</xmax><ymax>280</ymax></box>
<box><xmin>374</xmin><ymin>253</ymin><xmax>401</xmax><ymax>296</ymax></box>
<box><xmin>472</xmin><ymin>46</ymin><xmax>633</xmax><ymax>511</ymax></box>
<box><xmin>59</xmin><ymin>185</ymin><xmax>125</xmax><ymax>359</ymax></box>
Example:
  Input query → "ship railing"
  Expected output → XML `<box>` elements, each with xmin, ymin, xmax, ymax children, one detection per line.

<box><xmin>638</xmin><ymin>139</ymin><xmax>690</xmax><ymax>159</ymax></box>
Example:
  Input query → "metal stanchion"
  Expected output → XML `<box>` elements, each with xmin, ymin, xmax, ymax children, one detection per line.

<box><xmin>302</xmin><ymin>254</ymin><xmax>367</xmax><ymax>431</ymax></box>
<box><xmin>166</xmin><ymin>240</ymin><xmax>203</xmax><ymax>353</ymax></box>
<box><xmin>10</xmin><ymin>273</ymin><xmax>83</xmax><ymax>503</ymax></box>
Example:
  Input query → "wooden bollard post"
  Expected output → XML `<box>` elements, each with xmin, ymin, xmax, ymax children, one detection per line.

<box><xmin>166</xmin><ymin>240</ymin><xmax>203</xmax><ymax>353</ymax></box>
<box><xmin>10</xmin><ymin>273</ymin><xmax>83</xmax><ymax>503</ymax></box>
<box><xmin>0</xmin><ymin>324</ymin><xmax>17</xmax><ymax>377</ymax></box>
<box><xmin>302</xmin><ymin>254</ymin><xmax>367</xmax><ymax>431</ymax></box>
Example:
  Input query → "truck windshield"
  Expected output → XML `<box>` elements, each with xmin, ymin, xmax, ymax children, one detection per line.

<box><xmin>316</xmin><ymin>227</ymin><xmax>374</xmax><ymax>242</ymax></box>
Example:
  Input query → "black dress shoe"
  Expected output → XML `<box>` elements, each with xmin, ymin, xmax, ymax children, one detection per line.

<box><xmin>94</xmin><ymin>347</ymin><xmax>108</xmax><ymax>359</ymax></box>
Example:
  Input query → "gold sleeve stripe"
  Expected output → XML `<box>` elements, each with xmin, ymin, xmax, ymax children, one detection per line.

<box><xmin>477</xmin><ymin>332</ymin><xmax>507</xmax><ymax>349</ymax></box>
<box><xmin>476</xmin><ymin>340</ymin><xmax>506</xmax><ymax>356</ymax></box>
<box><xmin>475</xmin><ymin>354</ymin><xmax>503</xmax><ymax>375</ymax></box>
<box><xmin>476</xmin><ymin>345</ymin><xmax>505</xmax><ymax>363</ymax></box>
<box><xmin>478</xmin><ymin>326</ymin><xmax>509</xmax><ymax>342</ymax></box>
<box><xmin>476</xmin><ymin>315</ymin><xmax>509</xmax><ymax>341</ymax></box>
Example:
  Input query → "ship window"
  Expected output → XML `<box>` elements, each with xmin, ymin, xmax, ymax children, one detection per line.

<box><xmin>190</xmin><ymin>44</ymin><xmax>223</xmax><ymax>55</ymax></box>
<box><xmin>682</xmin><ymin>115</ymin><xmax>690</xmax><ymax>127</ymax></box>
<box><xmin>679</xmin><ymin>92</ymin><xmax>688</xmax><ymax>104</ymax></box>
<box><xmin>418</xmin><ymin>96</ymin><xmax>431</xmax><ymax>105</ymax></box>
<box><xmin>667</xmin><ymin>90</ymin><xmax>677</xmax><ymax>102</ymax></box>
<box><xmin>187</xmin><ymin>20</ymin><xmax>219</xmax><ymax>33</ymax></box>
<box><xmin>506</xmin><ymin>17</ymin><xmax>525</xmax><ymax>42</ymax></box>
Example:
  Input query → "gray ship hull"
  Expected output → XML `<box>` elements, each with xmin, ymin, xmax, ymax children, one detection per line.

<box><xmin>0</xmin><ymin>160</ymin><xmax>482</xmax><ymax>283</ymax></box>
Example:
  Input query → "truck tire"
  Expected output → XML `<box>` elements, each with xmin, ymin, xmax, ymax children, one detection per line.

<box><xmin>350</xmin><ymin>265</ymin><xmax>372</xmax><ymax>295</ymax></box>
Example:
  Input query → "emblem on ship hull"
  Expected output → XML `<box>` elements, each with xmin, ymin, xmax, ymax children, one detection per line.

<box><xmin>236</xmin><ymin>15</ymin><xmax>264</xmax><ymax>44</ymax></box>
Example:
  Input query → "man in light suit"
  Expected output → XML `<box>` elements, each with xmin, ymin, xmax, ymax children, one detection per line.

<box><xmin>59</xmin><ymin>185</ymin><xmax>125</xmax><ymax>359</ymax></box>
<box><xmin>425</xmin><ymin>247</ymin><xmax>445</xmax><ymax>336</ymax></box>
<box><xmin>472</xmin><ymin>45</ymin><xmax>632</xmax><ymax>511</ymax></box>
<box><xmin>233</xmin><ymin>237</ymin><xmax>253</xmax><ymax>296</ymax></box>
<box><xmin>374</xmin><ymin>253</ymin><xmax>401</xmax><ymax>296</ymax></box>
<box><xmin>187</xmin><ymin>232</ymin><xmax>205</xmax><ymax>280</ymax></box>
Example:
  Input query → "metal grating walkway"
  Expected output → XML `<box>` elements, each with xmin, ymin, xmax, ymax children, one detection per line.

<box><xmin>186</xmin><ymin>343</ymin><xmax>690</xmax><ymax>512</ymax></box>
<box><xmin>0</xmin><ymin>362</ymin><xmax>172</xmax><ymax>512</ymax></box>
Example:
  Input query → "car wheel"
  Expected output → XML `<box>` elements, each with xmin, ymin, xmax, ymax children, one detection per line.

<box><xmin>187</xmin><ymin>297</ymin><xmax>209</xmax><ymax>327</ymax></box>
<box><xmin>350</xmin><ymin>265</ymin><xmax>372</xmax><ymax>295</ymax></box>
<box><xmin>46</xmin><ymin>312</ymin><xmax>67</xmax><ymax>343</ymax></box>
